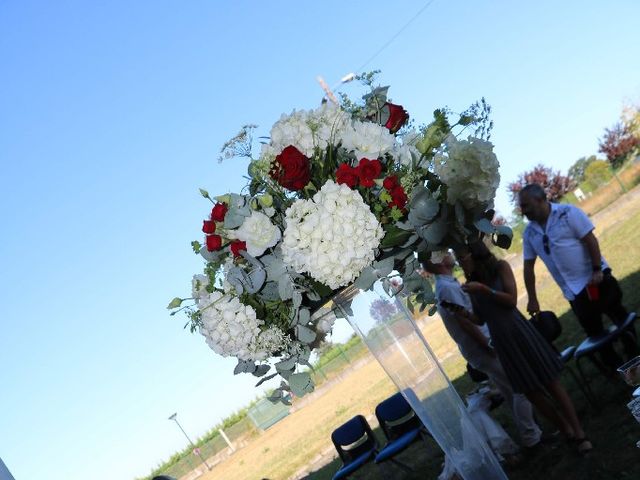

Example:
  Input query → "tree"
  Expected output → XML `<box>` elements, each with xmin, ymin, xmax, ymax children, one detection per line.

<box><xmin>369</xmin><ymin>298</ymin><xmax>397</xmax><ymax>323</ymax></box>
<box><xmin>568</xmin><ymin>155</ymin><xmax>597</xmax><ymax>184</ymax></box>
<box><xmin>508</xmin><ymin>164</ymin><xmax>575</xmax><ymax>206</ymax></box>
<box><xmin>598</xmin><ymin>122</ymin><xmax>640</xmax><ymax>169</ymax></box>
<box><xmin>583</xmin><ymin>160</ymin><xmax>612</xmax><ymax>189</ymax></box>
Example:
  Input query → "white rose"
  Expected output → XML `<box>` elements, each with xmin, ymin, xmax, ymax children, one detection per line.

<box><xmin>233</xmin><ymin>211</ymin><xmax>281</xmax><ymax>257</ymax></box>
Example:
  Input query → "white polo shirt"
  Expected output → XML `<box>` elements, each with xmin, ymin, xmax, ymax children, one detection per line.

<box><xmin>522</xmin><ymin>203</ymin><xmax>607</xmax><ymax>301</ymax></box>
<box><xmin>435</xmin><ymin>274</ymin><xmax>491</xmax><ymax>368</ymax></box>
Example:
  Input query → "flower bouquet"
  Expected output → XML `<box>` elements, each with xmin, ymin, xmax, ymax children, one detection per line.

<box><xmin>168</xmin><ymin>73</ymin><xmax>511</xmax><ymax>403</ymax></box>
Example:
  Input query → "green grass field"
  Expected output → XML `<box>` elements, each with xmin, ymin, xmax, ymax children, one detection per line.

<box><xmin>192</xmin><ymin>189</ymin><xmax>640</xmax><ymax>480</ymax></box>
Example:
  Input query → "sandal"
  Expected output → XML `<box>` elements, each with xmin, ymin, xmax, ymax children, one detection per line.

<box><xmin>570</xmin><ymin>436</ymin><xmax>593</xmax><ymax>455</ymax></box>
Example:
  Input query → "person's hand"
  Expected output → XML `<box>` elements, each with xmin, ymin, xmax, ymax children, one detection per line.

<box><xmin>527</xmin><ymin>298</ymin><xmax>540</xmax><ymax>315</ymax></box>
<box><xmin>590</xmin><ymin>270</ymin><xmax>604</xmax><ymax>285</ymax></box>
<box><xmin>462</xmin><ymin>281</ymin><xmax>489</xmax><ymax>294</ymax></box>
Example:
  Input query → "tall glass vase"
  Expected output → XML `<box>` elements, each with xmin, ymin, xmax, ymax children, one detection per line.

<box><xmin>333</xmin><ymin>281</ymin><xmax>508</xmax><ymax>480</ymax></box>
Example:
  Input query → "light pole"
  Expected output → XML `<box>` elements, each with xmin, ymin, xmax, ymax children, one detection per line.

<box><xmin>168</xmin><ymin>413</ymin><xmax>212</xmax><ymax>471</ymax></box>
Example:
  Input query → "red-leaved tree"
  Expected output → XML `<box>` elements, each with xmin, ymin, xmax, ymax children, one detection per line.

<box><xmin>508</xmin><ymin>164</ymin><xmax>575</xmax><ymax>206</ymax></box>
<box><xmin>598</xmin><ymin>122</ymin><xmax>640</xmax><ymax>169</ymax></box>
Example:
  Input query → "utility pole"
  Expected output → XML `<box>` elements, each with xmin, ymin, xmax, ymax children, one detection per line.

<box><xmin>168</xmin><ymin>413</ymin><xmax>212</xmax><ymax>471</ymax></box>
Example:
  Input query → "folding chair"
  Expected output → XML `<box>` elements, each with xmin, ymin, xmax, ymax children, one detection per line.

<box><xmin>373</xmin><ymin>392</ymin><xmax>430</xmax><ymax>472</ymax></box>
<box><xmin>574</xmin><ymin>312</ymin><xmax>638</xmax><ymax>404</ymax></box>
<box><xmin>330</xmin><ymin>415</ymin><xmax>378</xmax><ymax>480</ymax></box>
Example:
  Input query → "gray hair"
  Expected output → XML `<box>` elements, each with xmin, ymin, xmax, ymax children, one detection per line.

<box><xmin>519</xmin><ymin>183</ymin><xmax>547</xmax><ymax>200</ymax></box>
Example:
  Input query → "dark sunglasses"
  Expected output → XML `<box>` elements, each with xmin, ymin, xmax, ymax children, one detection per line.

<box><xmin>543</xmin><ymin>234</ymin><xmax>550</xmax><ymax>255</ymax></box>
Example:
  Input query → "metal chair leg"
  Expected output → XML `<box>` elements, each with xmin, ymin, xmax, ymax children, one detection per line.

<box><xmin>565</xmin><ymin>365</ymin><xmax>599</xmax><ymax>409</ymax></box>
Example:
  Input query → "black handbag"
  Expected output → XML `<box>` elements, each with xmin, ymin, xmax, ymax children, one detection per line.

<box><xmin>530</xmin><ymin>310</ymin><xmax>562</xmax><ymax>343</ymax></box>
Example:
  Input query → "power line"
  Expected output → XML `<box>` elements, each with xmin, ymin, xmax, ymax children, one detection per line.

<box><xmin>333</xmin><ymin>0</ymin><xmax>438</xmax><ymax>93</ymax></box>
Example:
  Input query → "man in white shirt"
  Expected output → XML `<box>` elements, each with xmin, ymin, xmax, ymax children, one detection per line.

<box><xmin>519</xmin><ymin>183</ymin><xmax>638</xmax><ymax>368</ymax></box>
<box><xmin>423</xmin><ymin>253</ymin><xmax>542</xmax><ymax>448</ymax></box>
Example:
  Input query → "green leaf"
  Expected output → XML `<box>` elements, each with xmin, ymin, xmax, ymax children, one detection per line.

<box><xmin>380</xmin><ymin>224</ymin><xmax>413</xmax><ymax>248</ymax></box>
<box><xmin>288</xmin><ymin>372</ymin><xmax>314</xmax><ymax>397</ymax></box>
<box><xmin>191</xmin><ymin>240</ymin><xmax>202</xmax><ymax>254</ymax></box>
<box><xmin>167</xmin><ymin>297</ymin><xmax>183</xmax><ymax>309</ymax></box>
<box><xmin>428</xmin><ymin>304</ymin><xmax>438</xmax><ymax>316</ymax></box>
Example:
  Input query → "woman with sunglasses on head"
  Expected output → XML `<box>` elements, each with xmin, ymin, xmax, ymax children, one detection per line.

<box><xmin>455</xmin><ymin>240</ymin><xmax>592</xmax><ymax>455</ymax></box>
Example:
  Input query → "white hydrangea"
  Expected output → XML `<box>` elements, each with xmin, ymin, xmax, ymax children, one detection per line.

<box><xmin>267</xmin><ymin>103</ymin><xmax>350</xmax><ymax>157</ymax></box>
<box><xmin>248</xmin><ymin>326</ymin><xmax>291</xmax><ymax>361</ymax></box>
<box><xmin>340</xmin><ymin>120</ymin><xmax>397</xmax><ymax>160</ymax></box>
<box><xmin>281</xmin><ymin>180</ymin><xmax>384</xmax><ymax>289</ymax></box>
<box><xmin>434</xmin><ymin>135</ymin><xmax>500</xmax><ymax>208</ymax></box>
<box><xmin>232</xmin><ymin>211</ymin><xmax>281</xmax><ymax>257</ymax></box>
<box><xmin>392</xmin><ymin>130</ymin><xmax>421</xmax><ymax>166</ymax></box>
<box><xmin>198</xmin><ymin>291</ymin><xmax>263</xmax><ymax>361</ymax></box>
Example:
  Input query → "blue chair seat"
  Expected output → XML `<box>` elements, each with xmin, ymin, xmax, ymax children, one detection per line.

<box><xmin>375</xmin><ymin>428</ymin><xmax>421</xmax><ymax>463</ymax></box>
<box><xmin>333</xmin><ymin>450</ymin><xmax>376</xmax><ymax>480</ymax></box>
<box><xmin>560</xmin><ymin>346</ymin><xmax>576</xmax><ymax>363</ymax></box>
<box><xmin>575</xmin><ymin>326</ymin><xmax>619</xmax><ymax>358</ymax></box>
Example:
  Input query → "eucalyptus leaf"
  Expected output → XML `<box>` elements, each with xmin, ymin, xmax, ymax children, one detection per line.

<box><xmin>278</xmin><ymin>275</ymin><xmax>294</xmax><ymax>300</ymax></box>
<box><xmin>255</xmin><ymin>372</ymin><xmax>278</xmax><ymax>387</ymax></box>
<box><xmin>420</xmin><ymin>217</ymin><xmax>448</xmax><ymax>244</ymax></box>
<box><xmin>428</xmin><ymin>304</ymin><xmax>438</xmax><ymax>316</ymax></box>
<box><xmin>275</xmin><ymin>357</ymin><xmax>297</xmax><ymax>372</ymax></box>
<box><xmin>257</xmin><ymin>281</ymin><xmax>280</xmax><ymax>301</ymax></box>
<box><xmin>200</xmin><ymin>247</ymin><xmax>221</xmax><ymax>263</ymax></box>
<box><xmin>373</xmin><ymin>256</ymin><xmax>395</xmax><ymax>277</ymax></box>
<box><xmin>295</xmin><ymin>324</ymin><xmax>317</xmax><ymax>344</ymax></box>
<box><xmin>291</xmin><ymin>289</ymin><xmax>303</xmax><ymax>310</ymax></box>
<box><xmin>354</xmin><ymin>266</ymin><xmax>377</xmax><ymax>291</ymax></box>
<box><xmin>408</xmin><ymin>187</ymin><xmax>440</xmax><ymax>227</ymax></box>
<box><xmin>252</xmin><ymin>364</ymin><xmax>271</xmax><ymax>377</ymax></box>
<box><xmin>288</xmin><ymin>372</ymin><xmax>314</xmax><ymax>397</ymax></box>
<box><xmin>473</xmin><ymin>217</ymin><xmax>494</xmax><ymax>234</ymax></box>
<box><xmin>233</xmin><ymin>359</ymin><xmax>256</xmax><ymax>375</ymax></box>
<box><xmin>223</xmin><ymin>210</ymin><xmax>247</xmax><ymax>229</ymax></box>
<box><xmin>298</xmin><ymin>308</ymin><xmax>310</xmax><ymax>325</ymax></box>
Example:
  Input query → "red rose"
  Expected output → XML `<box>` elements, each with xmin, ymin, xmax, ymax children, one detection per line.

<box><xmin>384</xmin><ymin>102</ymin><xmax>409</xmax><ymax>134</ymax></box>
<box><xmin>230</xmin><ymin>240</ymin><xmax>247</xmax><ymax>257</ymax></box>
<box><xmin>202</xmin><ymin>220</ymin><xmax>216</xmax><ymax>234</ymax></box>
<box><xmin>383</xmin><ymin>175</ymin><xmax>400</xmax><ymax>191</ymax></box>
<box><xmin>206</xmin><ymin>234</ymin><xmax>222</xmax><ymax>252</ymax></box>
<box><xmin>389</xmin><ymin>185</ymin><xmax>408</xmax><ymax>210</ymax></box>
<box><xmin>270</xmin><ymin>145</ymin><xmax>311</xmax><ymax>191</ymax></box>
<box><xmin>211</xmin><ymin>203</ymin><xmax>228</xmax><ymax>222</ymax></box>
<box><xmin>336</xmin><ymin>163</ymin><xmax>359</xmax><ymax>188</ymax></box>
<box><xmin>357</xmin><ymin>158</ymin><xmax>382</xmax><ymax>188</ymax></box>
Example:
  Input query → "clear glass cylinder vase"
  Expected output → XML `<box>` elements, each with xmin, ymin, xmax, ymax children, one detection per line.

<box><xmin>333</xmin><ymin>281</ymin><xmax>508</xmax><ymax>480</ymax></box>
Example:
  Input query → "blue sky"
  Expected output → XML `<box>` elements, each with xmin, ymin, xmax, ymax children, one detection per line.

<box><xmin>1</xmin><ymin>1</ymin><xmax>639</xmax><ymax>479</ymax></box>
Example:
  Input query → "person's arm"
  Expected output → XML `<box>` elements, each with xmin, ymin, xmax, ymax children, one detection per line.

<box><xmin>462</xmin><ymin>261</ymin><xmax>517</xmax><ymax>309</ymax></box>
<box><xmin>523</xmin><ymin>258</ymin><xmax>539</xmax><ymax>314</ymax></box>
<box><xmin>580</xmin><ymin>231</ymin><xmax>604</xmax><ymax>285</ymax></box>
<box><xmin>455</xmin><ymin>312</ymin><xmax>495</xmax><ymax>355</ymax></box>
